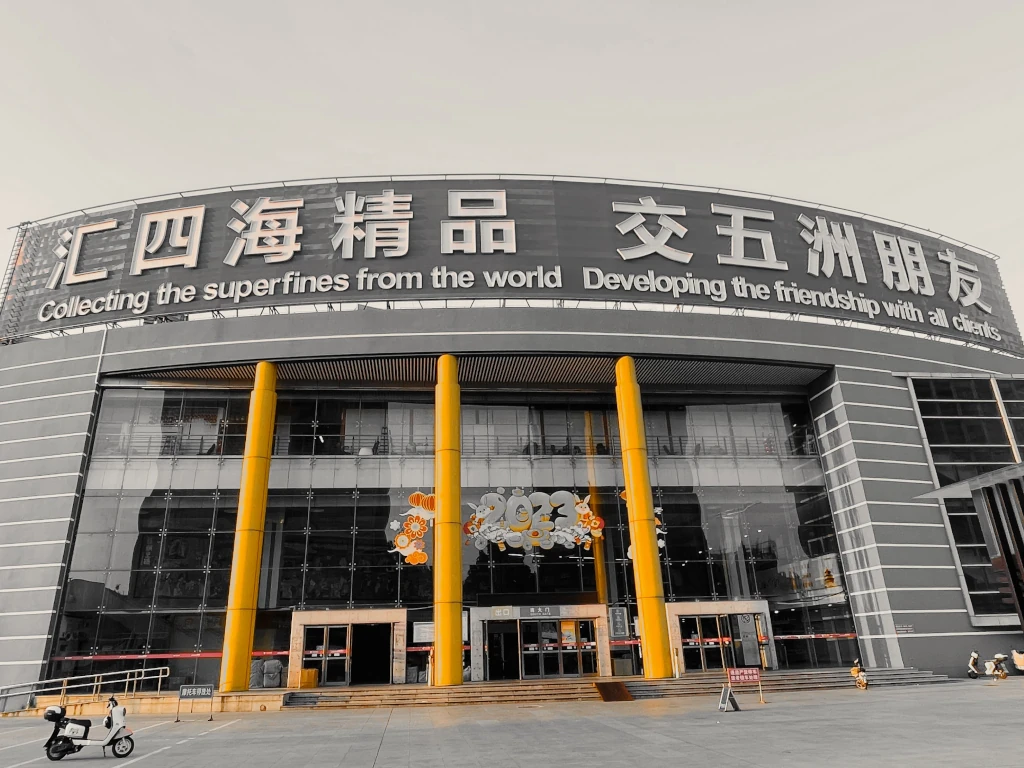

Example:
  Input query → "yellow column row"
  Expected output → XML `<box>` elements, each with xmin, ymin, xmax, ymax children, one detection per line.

<box><xmin>219</xmin><ymin>354</ymin><xmax>671</xmax><ymax>689</ymax></box>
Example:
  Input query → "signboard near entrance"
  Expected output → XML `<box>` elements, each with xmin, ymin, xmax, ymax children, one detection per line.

<box><xmin>727</xmin><ymin>667</ymin><xmax>761</xmax><ymax>685</ymax></box>
<box><xmin>175</xmin><ymin>684</ymin><xmax>215</xmax><ymax>723</ymax></box>
<box><xmin>489</xmin><ymin>605</ymin><xmax>562</xmax><ymax>620</ymax></box>
<box><xmin>609</xmin><ymin>607</ymin><xmax>630</xmax><ymax>639</ymax></box>
<box><xmin>412</xmin><ymin>622</ymin><xmax>435</xmax><ymax>643</ymax></box>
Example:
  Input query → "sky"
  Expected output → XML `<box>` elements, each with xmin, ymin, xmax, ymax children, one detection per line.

<box><xmin>2</xmin><ymin>0</ymin><xmax>1023</xmax><ymax>318</ymax></box>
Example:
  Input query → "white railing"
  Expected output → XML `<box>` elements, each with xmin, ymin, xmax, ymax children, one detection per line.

<box><xmin>0</xmin><ymin>666</ymin><xmax>170</xmax><ymax>713</ymax></box>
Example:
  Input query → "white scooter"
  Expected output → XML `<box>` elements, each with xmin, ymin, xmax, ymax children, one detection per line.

<box><xmin>43</xmin><ymin>695</ymin><xmax>134</xmax><ymax>760</ymax></box>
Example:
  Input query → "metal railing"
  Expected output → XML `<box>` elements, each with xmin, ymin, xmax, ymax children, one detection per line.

<box><xmin>0</xmin><ymin>666</ymin><xmax>170</xmax><ymax>713</ymax></box>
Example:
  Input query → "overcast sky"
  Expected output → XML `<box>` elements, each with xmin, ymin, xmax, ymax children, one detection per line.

<box><xmin>2</xmin><ymin>1</ymin><xmax>1022</xmax><ymax>318</ymax></box>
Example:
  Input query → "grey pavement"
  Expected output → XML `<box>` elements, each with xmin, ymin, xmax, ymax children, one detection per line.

<box><xmin>0</xmin><ymin>681</ymin><xmax>1021</xmax><ymax>768</ymax></box>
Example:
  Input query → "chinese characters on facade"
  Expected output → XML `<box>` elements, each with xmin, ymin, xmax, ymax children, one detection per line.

<box><xmin>46</xmin><ymin>188</ymin><xmax>993</xmax><ymax>316</ymax></box>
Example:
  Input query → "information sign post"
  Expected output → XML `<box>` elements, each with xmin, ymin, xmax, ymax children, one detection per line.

<box><xmin>176</xmin><ymin>684</ymin><xmax>215</xmax><ymax>723</ymax></box>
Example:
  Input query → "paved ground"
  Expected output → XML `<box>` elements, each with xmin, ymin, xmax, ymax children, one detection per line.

<box><xmin>1</xmin><ymin>680</ymin><xmax>1021</xmax><ymax>768</ymax></box>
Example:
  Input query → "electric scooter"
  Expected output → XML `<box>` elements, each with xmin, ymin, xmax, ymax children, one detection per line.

<box><xmin>967</xmin><ymin>650</ymin><xmax>1009</xmax><ymax>680</ymax></box>
<box><xmin>42</xmin><ymin>695</ymin><xmax>135</xmax><ymax>761</ymax></box>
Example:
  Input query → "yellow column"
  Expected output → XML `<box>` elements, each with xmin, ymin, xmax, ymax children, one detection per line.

<box><xmin>614</xmin><ymin>356</ymin><xmax>673</xmax><ymax>679</ymax></box>
<box><xmin>584</xmin><ymin>411</ymin><xmax>609</xmax><ymax>605</ymax></box>
<box><xmin>433</xmin><ymin>354</ymin><xmax>463</xmax><ymax>686</ymax></box>
<box><xmin>220</xmin><ymin>361</ymin><xmax>278</xmax><ymax>692</ymax></box>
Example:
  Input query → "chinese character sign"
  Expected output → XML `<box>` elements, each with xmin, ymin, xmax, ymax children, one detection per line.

<box><xmin>2</xmin><ymin>179</ymin><xmax>1016</xmax><ymax>353</ymax></box>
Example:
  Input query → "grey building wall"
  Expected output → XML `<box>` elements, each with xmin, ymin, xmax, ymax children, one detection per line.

<box><xmin>0</xmin><ymin>333</ymin><xmax>101</xmax><ymax>689</ymax></box>
<box><xmin>2</xmin><ymin>307</ymin><xmax>1024</xmax><ymax>683</ymax></box>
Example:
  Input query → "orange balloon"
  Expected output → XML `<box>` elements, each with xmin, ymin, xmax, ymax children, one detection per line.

<box><xmin>409</xmin><ymin>491</ymin><xmax>425</xmax><ymax>507</ymax></box>
<box><xmin>421</xmin><ymin>494</ymin><xmax>436</xmax><ymax>512</ymax></box>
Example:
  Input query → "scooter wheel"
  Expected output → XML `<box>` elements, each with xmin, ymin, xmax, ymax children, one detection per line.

<box><xmin>112</xmin><ymin>736</ymin><xmax>135</xmax><ymax>758</ymax></box>
<box><xmin>968</xmin><ymin>671</ymin><xmax>979</xmax><ymax>679</ymax></box>
<box><xmin>45</xmin><ymin>742</ymin><xmax>67</xmax><ymax>761</ymax></box>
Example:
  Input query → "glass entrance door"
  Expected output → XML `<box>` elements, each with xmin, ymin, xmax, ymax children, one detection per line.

<box><xmin>301</xmin><ymin>625</ymin><xmax>349</xmax><ymax>686</ymax></box>
<box><xmin>679</xmin><ymin>614</ymin><xmax>765</xmax><ymax>672</ymax></box>
<box><xmin>515</xmin><ymin>619</ymin><xmax>598</xmax><ymax>679</ymax></box>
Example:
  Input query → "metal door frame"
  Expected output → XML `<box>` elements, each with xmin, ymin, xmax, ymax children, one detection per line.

<box><xmin>300</xmin><ymin>623</ymin><xmax>351</xmax><ymax>687</ymax></box>
<box><xmin>666</xmin><ymin>600</ymin><xmax>778</xmax><ymax>674</ymax></box>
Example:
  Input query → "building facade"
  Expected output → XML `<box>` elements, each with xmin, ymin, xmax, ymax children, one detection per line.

<box><xmin>1</xmin><ymin>176</ymin><xmax>1022</xmax><ymax>693</ymax></box>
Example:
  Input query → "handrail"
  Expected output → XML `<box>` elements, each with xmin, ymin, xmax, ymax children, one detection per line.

<box><xmin>0</xmin><ymin>666</ymin><xmax>171</xmax><ymax>713</ymax></box>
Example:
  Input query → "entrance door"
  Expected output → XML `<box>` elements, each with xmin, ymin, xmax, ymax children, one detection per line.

<box><xmin>486</xmin><ymin>620</ymin><xmax>520</xmax><ymax>680</ymax></box>
<box><xmin>301</xmin><ymin>625</ymin><xmax>348</xmax><ymax>687</ymax></box>
<box><xmin>349</xmin><ymin>623</ymin><xmax>392</xmax><ymax>685</ymax></box>
<box><xmin>518</xmin><ymin>619</ymin><xmax>598</xmax><ymax>679</ymax></box>
<box><xmin>679</xmin><ymin>614</ymin><xmax>766</xmax><ymax>672</ymax></box>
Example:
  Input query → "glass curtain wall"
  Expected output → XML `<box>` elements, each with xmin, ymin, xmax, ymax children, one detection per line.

<box><xmin>57</xmin><ymin>387</ymin><xmax>857</xmax><ymax>685</ymax></box>
<box><xmin>913</xmin><ymin>379</ymin><xmax>1018</xmax><ymax>616</ymax></box>
<box><xmin>54</xmin><ymin>389</ymin><xmax>249</xmax><ymax>687</ymax></box>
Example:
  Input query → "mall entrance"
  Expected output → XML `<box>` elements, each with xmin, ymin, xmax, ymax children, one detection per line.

<box><xmin>485</xmin><ymin>619</ymin><xmax>599</xmax><ymax>680</ymax></box>
<box><xmin>300</xmin><ymin>622</ymin><xmax>393</xmax><ymax>686</ymax></box>
<box><xmin>288</xmin><ymin>609</ymin><xmax>406</xmax><ymax>688</ymax></box>
<box><xmin>668</xmin><ymin>600</ymin><xmax>778</xmax><ymax>674</ymax></box>
<box><xmin>469</xmin><ymin>605</ymin><xmax>611</xmax><ymax>681</ymax></box>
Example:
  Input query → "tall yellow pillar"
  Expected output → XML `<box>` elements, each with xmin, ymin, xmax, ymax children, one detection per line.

<box><xmin>614</xmin><ymin>356</ymin><xmax>673</xmax><ymax>679</ymax></box>
<box><xmin>220</xmin><ymin>361</ymin><xmax>278</xmax><ymax>692</ymax></box>
<box><xmin>584</xmin><ymin>410</ymin><xmax>609</xmax><ymax>605</ymax></box>
<box><xmin>433</xmin><ymin>354</ymin><xmax>463</xmax><ymax>686</ymax></box>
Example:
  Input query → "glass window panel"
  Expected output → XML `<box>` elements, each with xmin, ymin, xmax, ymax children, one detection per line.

<box><xmin>956</xmin><ymin>545</ymin><xmax>993</xmax><ymax>566</ymax></box>
<box><xmin>102</xmin><ymin>571</ymin><xmax>156</xmax><ymax>610</ymax></box>
<box><xmin>997</xmin><ymin>380</ymin><xmax>1024</xmax><ymax>401</ymax></box>
<box><xmin>131</xmin><ymin>391</ymin><xmax>182</xmax><ymax>457</ymax></box>
<box><xmin>918</xmin><ymin>400</ymin><xmax>1001</xmax><ymax>418</ymax></box>
<box><xmin>399</xmin><ymin>565</ymin><xmax>434</xmax><ymax>605</ymax></box>
<box><xmin>266</xmin><ymin>493</ymin><xmax>309</xmax><ymax>531</ymax></box>
<box><xmin>308</xmin><ymin>493</ymin><xmax>356</xmax><ymax>531</ymax></box>
<box><xmin>930</xmin><ymin>446</ymin><xmax>1015</xmax><ymax>463</ymax></box>
<box><xmin>275</xmin><ymin>569</ymin><xmax>304</xmax><ymax>606</ymax></box>
<box><xmin>154</xmin><ymin>570</ymin><xmax>207</xmax><ymax>609</ymax></box>
<box><xmin>280</xmin><ymin>533</ymin><xmax>308</xmax><ymax>569</ymax></box>
<box><xmin>95</xmin><ymin>613</ymin><xmax>151</xmax><ymax>655</ymax></box>
<box><xmin>108</xmin><ymin>532</ymin><xmax>161</xmax><ymax>571</ymax></box>
<box><xmin>949</xmin><ymin>514</ymin><xmax>986</xmax><ymax>546</ymax></box>
<box><xmin>148</xmin><ymin>612</ymin><xmax>203</xmax><ymax>653</ymax></box>
<box><xmin>69</xmin><ymin>533</ymin><xmax>112</xmax><ymax>572</ymax></box>
<box><xmin>209</xmin><ymin>533</ymin><xmax>235</xmax><ymax>569</ymax></box>
<box><xmin>539</xmin><ymin>563</ymin><xmax>582</xmax><ymax>593</ymax></box>
<box><xmin>198</xmin><ymin>612</ymin><xmax>226</xmax><ymax>651</ymax></box>
<box><xmin>75</xmin><ymin>495</ymin><xmax>118</xmax><ymax>532</ymax></box>
<box><xmin>491</xmin><ymin>564</ymin><xmax>537</xmax><ymax>595</ymax></box>
<box><xmin>214</xmin><ymin>494</ymin><xmax>239</xmax><ymax>531</ymax></box>
<box><xmin>117</xmin><ymin>495</ymin><xmax>166</xmax><ymax>533</ymax></box>
<box><xmin>253</xmin><ymin>611</ymin><xmax>293</xmax><ymax>652</ymax></box>
<box><xmin>355</xmin><ymin>405</ymin><xmax>387</xmax><ymax>455</ymax></box>
<box><xmin>305</xmin><ymin>530</ymin><xmax>355</xmax><ymax>568</ymax></box>
<box><xmin>663</xmin><ymin>529</ymin><xmax>709</xmax><ymax>561</ymax></box>
<box><xmin>205</xmin><ymin>570</ymin><xmax>231</xmax><ymax>607</ymax></box>
<box><xmin>351</xmin><ymin>566</ymin><xmax>398</xmax><ymax>604</ymax></box>
<box><xmin>303</xmin><ymin>568</ymin><xmax>351</xmax><ymax>605</ymax></box>
<box><xmin>914</xmin><ymin>379</ymin><xmax>993</xmax><ymax>401</ymax></box>
<box><xmin>160</xmin><ymin>533</ymin><xmax>211</xmax><ymax>570</ymax></box>
<box><xmin>968</xmin><ymin>592</ymin><xmax>1017</xmax><ymax>615</ymax></box>
<box><xmin>178</xmin><ymin>396</ymin><xmax>225</xmax><ymax>456</ymax></box>
<box><xmin>52</xmin><ymin>612</ymin><xmax>100</xmax><ymax>658</ymax></box>
<box><xmin>165</xmin><ymin>495</ymin><xmax>216</xmax><ymax>531</ymax></box>
<box><xmin>64</xmin><ymin>572</ymin><xmax>107</xmax><ymax>611</ymax></box>
<box><xmin>961</xmin><ymin>565</ymin><xmax>1008</xmax><ymax>593</ymax></box>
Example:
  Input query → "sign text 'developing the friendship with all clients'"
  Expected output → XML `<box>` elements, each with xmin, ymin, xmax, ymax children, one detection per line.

<box><xmin>2</xmin><ymin>179</ymin><xmax>1015</xmax><ymax>351</ymax></box>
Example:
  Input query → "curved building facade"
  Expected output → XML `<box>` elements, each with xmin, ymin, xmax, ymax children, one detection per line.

<box><xmin>1</xmin><ymin>175</ymin><xmax>1023</xmax><ymax>692</ymax></box>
